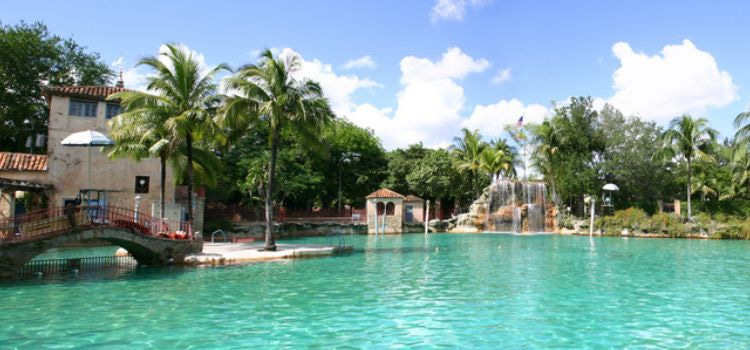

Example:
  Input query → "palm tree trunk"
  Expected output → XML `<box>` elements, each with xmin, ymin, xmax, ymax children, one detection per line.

<box><xmin>186</xmin><ymin>133</ymin><xmax>195</xmax><ymax>231</ymax></box>
<box><xmin>264</xmin><ymin>128</ymin><xmax>280</xmax><ymax>251</ymax></box>
<box><xmin>160</xmin><ymin>155</ymin><xmax>166</xmax><ymax>219</ymax></box>
<box><xmin>687</xmin><ymin>157</ymin><xmax>693</xmax><ymax>221</ymax></box>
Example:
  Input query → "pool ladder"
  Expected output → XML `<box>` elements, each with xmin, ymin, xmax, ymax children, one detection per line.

<box><xmin>211</xmin><ymin>229</ymin><xmax>228</xmax><ymax>243</ymax></box>
<box><xmin>326</xmin><ymin>232</ymin><xmax>346</xmax><ymax>248</ymax></box>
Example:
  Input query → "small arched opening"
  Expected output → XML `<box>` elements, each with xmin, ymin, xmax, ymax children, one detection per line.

<box><xmin>385</xmin><ymin>202</ymin><xmax>395</xmax><ymax>216</ymax></box>
<box><xmin>376</xmin><ymin>202</ymin><xmax>385</xmax><ymax>215</ymax></box>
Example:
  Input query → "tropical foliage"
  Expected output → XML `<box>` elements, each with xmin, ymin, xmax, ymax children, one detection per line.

<box><xmin>109</xmin><ymin>44</ymin><xmax>227</xmax><ymax>224</ymax></box>
<box><xmin>219</xmin><ymin>49</ymin><xmax>333</xmax><ymax>251</ymax></box>
<box><xmin>0</xmin><ymin>21</ymin><xmax>112</xmax><ymax>153</ymax></box>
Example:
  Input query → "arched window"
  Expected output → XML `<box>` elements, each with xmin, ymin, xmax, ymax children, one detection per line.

<box><xmin>376</xmin><ymin>202</ymin><xmax>385</xmax><ymax>215</ymax></box>
<box><xmin>386</xmin><ymin>202</ymin><xmax>395</xmax><ymax>216</ymax></box>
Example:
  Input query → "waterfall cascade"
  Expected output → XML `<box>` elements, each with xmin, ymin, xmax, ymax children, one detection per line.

<box><xmin>486</xmin><ymin>179</ymin><xmax>550</xmax><ymax>233</ymax></box>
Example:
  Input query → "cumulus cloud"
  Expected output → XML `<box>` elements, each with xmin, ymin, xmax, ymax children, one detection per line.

<box><xmin>342</xmin><ymin>55</ymin><xmax>376</xmax><ymax>70</ymax></box>
<box><xmin>430</xmin><ymin>0</ymin><xmax>488</xmax><ymax>22</ymax></box>
<box><xmin>111</xmin><ymin>57</ymin><xmax>150</xmax><ymax>92</ymax></box>
<box><xmin>278</xmin><ymin>48</ymin><xmax>381</xmax><ymax>116</ymax></box>
<box><xmin>112</xmin><ymin>44</ymin><xmax>217</xmax><ymax>93</ymax></box>
<box><xmin>492</xmin><ymin>68</ymin><xmax>512</xmax><ymax>84</ymax></box>
<box><xmin>462</xmin><ymin>99</ymin><xmax>549</xmax><ymax>138</ymax></box>
<box><xmin>285</xmin><ymin>47</ymin><xmax>491</xmax><ymax>149</ymax></box>
<box><xmin>239</xmin><ymin>47</ymin><xmax>523</xmax><ymax>150</ymax></box>
<box><xmin>380</xmin><ymin>47</ymin><xmax>490</xmax><ymax>148</ymax></box>
<box><xmin>607</xmin><ymin>39</ymin><xmax>738</xmax><ymax>122</ymax></box>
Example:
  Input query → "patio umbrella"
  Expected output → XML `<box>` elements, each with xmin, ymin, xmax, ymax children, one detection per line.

<box><xmin>61</xmin><ymin>130</ymin><xmax>114</xmax><ymax>202</ymax></box>
<box><xmin>602</xmin><ymin>183</ymin><xmax>619</xmax><ymax>207</ymax></box>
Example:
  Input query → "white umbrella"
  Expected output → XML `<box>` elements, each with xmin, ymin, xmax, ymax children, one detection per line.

<box><xmin>61</xmin><ymin>130</ymin><xmax>114</xmax><ymax>202</ymax></box>
<box><xmin>602</xmin><ymin>183</ymin><xmax>619</xmax><ymax>191</ymax></box>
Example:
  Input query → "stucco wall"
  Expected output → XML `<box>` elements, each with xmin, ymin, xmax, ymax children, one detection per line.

<box><xmin>46</xmin><ymin>95</ymin><xmax>175</xmax><ymax>214</ymax></box>
<box><xmin>404</xmin><ymin>201</ymin><xmax>424</xmax><ymax>223</ymax></box>
<box><xmin>366</xmin><ymin>198</ymin><xmax>403</xmax><ymax>234</ymax></box>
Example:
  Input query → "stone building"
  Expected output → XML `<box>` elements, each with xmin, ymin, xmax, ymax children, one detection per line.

<box><xmin>365</xmin><ymin>189</ymin><xmax>404</xmax><ymax>234</ymax></box>
<box><xmin>0</xmin><ymin>82</ymin><xmax>203</xmax><ymax>232</ymax></box>
<box><xmin>403</xmin><ymin>195</ymin><xmax>425</xmax><ymax>223</ymax></box>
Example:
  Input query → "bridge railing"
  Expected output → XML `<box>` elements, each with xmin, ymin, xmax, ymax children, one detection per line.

<box><xmin>0</xmin><ymin>205</ymin><xmax>192</xmax><ymax>243</ymax></box>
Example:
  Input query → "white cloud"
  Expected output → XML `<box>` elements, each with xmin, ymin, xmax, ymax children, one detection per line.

<box><xmin>111</xmin><ymin>56</ymin><xmax>150</xmax><ymax>92</ymax></box>
<box><xmin>430</xmin><ymin>0</ymin><xmax>488</xmax><ymax>22</ymax></box>
<box><xmin>492</xmin><ymin>68</ymin><xmax>512</xmax><ymax>84</ymax></box>
<box><xmin>607</xmin><ymin>39</ymin><xmax>738</xmax><ymax>122</ymax></box>
<box><xmin>380</xmin><ymin>47</ymin><xmax>490</xmax><ymax>148</ymax></box>
<box><xmin>278</xmin><ymin>48</ymin><xmax>381</xmax><ymax>116</ymax></box>
<box><xmin>254</xmin><ymin>47</ymin><xmax>502</xmax><ymax>150</ymax></box>
<box><xmin>112</xmin><ymin>44</ymin><xmax>217</xmax><ymax>93</ymax></box>
<box><xmin>342</xmin><ymin>55</ymin><xmax>376</xmax><ymax>70</ymax></box>
<box><xmin>462</xmin><ymin>99</ymin><xmax>549</xmax><ymax>138</ymax></box>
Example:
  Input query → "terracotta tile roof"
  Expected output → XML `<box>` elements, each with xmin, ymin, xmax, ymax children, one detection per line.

<box><xmin>0</xmin><ymin>152</ymin><xmax>48</xmax><ymax>172</ymax></box>
<box><xmin>365</xmin><ymin>188</ymin><xmax>405</xmax><ymax>199</ymax></box>
<box><xmin>404</xmin><ymin>195</ymin><xmax>424</xmax><ymax>202</ymax></box>
<box><xmin>43</xmin><ymin>85</ymin><xmax>128</xmax><ymax>101</ymax></box>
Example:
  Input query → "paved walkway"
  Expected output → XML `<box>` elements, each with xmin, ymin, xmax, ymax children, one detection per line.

<box><xmin>183</xmin><ymin>242</ymin><xmax>353</xmax><ymax>265</ymax></box>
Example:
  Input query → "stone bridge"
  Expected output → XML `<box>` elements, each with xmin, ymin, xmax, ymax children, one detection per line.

<box><xmin>0</xmin><ymin>206</ymin><xmax>203</xmax><ymax>278</ymax></box>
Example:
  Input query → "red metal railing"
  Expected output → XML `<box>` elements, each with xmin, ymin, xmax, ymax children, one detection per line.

<box><xmin>0</xmin><ymin>205</ymin><xmax>193</xmax><ymax>243</ymax></box>
<box><xmin>205</xmin><ymin>203</ymin><xmax>366</xmax><ymax>223</ymax></box>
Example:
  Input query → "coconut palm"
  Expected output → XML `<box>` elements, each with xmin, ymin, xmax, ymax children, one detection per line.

<box><xmin>690</xmin><ymin>170</ymin><xmax>718</xmax><ymax>202</ymax></box>
<box><xmin>531</xmin><ymin>120</ymin><xmax>560</xmax><ymax>204</ymax></box>
<box><xmin>479</xmin><ymin>148</ymin><xmax>513</xmax><ymax>181</ymax></box>
<box><xmin>106</xmin><ymin>98</ymin><xmax>173</xmax><ymax>218</ymax></box>
<box><xmin>451</xmin><ymin>128</ymin><xmax>486</xmax><ymax>197</ymax></box>
<box><xmin>491</xmin><ymin>138</ymin><xmax>519</xmax><ymax>178</ymax></box>
<box><xmin>106</xmin><ymin>96</ymin><xmax>223</xmax><ymax>219</ymax></box>
<box><xmin>125</xmin><ymin>44</ymin><xmax>226</xmax><ymax>228</ymax></box>
<box><xmin>219</xmin><ymin>49</ymin><xmax>333</xmax><ymax>251</ymax></box>
<box><xmin>661</xmin><ymin>114</ymin><xmax>717</xmax><ymax>220</ymax></box>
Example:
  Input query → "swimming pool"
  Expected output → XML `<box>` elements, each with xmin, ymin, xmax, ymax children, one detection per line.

<box><xmin>1</xmin><ymin>233</ymin><xmax>749</xmax><ymax>348</ymax></box>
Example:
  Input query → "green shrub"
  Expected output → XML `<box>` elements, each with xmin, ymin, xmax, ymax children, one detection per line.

<box><xmin>713</xmin><ymin>224</ymin><xmax>743</xmax><ymax>239</ymax></box>
<box><xmin>614</xmin><ymin>208</ymin><xmax>649</xmax><ymax>231</ymax></box>
<box><xmin>741</xmin><ymin>219</ymin><xmax>750</xmax><ymax>240</ymax></box>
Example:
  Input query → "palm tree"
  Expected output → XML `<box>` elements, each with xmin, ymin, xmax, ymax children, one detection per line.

<box><xmin>479</xmin><ymin>148</ymin><xmax>512</xmax><ymax>181</ymax></box>
<box><xmin>661</xmin><ymin>114</ymin><xmax>717</xmax><ymax>220</ymax></box>
<box><xmin>451</xmin><ymin>128</ymin><xmax>485</xmax><ymax>197</ymax></box>
<box><xmin>106</xmin><ymin>96</ymin><xmax>173</xmax><ymax>218</ymax></box>
<box><xmin>106</xmin><ymin>96</ymin><xmax>223</xmax><ymax>220</ymax></box>
<box><xmin>219</xmin><ymin>49</ymin><xmax>333</xmax><ymax>251</ymax></box>
<box><xmin>531</xmin><ymin>120</ymin><xmax>560</xmax><ymax>205</ymax></box>
<box><xmin>491</xmin><ymin>138</ymin><xmax>519</xmax><ymax>178</ymax></box>
<box><xmin>124</xmin><ymin>44</ymin><xmax>227</xmax><ymax>229</ymax></box>
<box><xmin>690</xmin><ymin>169</ymin><xmax>718</xmax><ymax>202</ymax></box>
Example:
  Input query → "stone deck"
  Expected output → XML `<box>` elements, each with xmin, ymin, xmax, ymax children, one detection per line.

<box><xmin>183</xmin><ymin>242</ymin><xmax>353</xmax><ymax>266</ymax></box>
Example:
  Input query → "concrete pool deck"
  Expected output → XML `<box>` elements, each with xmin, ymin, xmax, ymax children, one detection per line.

<box><xmin>183</xmin><ymin>242</ymin><xmax>353</xmax><ymax>265</ymax></box>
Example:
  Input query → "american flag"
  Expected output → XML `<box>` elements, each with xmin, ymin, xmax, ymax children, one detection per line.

<box><xmin>516</xmin><ymin>116</ymin><xmax>524</xmax><ymax>127</ymax></box>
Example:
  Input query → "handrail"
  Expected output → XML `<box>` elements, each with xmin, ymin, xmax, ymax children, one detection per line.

<box><xmin>211</xmin><ymin>229</ymin><xmax>227</xmax><ymax>243</ymax></box>
<box><xmin>326</xmin><ymin>231</ymin><xmax>346</xmax><ymax>248</ymax></box>
<box><xmin>0</xmin><ymin>205</ymin><xmax>193</xmax><ymax>243</ymax></box>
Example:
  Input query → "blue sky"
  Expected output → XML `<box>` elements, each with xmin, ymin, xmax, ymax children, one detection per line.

<box><xmin>4</xmin><ymin>0</ymin><xmax>750</xmax><ymax>149</ymax></box>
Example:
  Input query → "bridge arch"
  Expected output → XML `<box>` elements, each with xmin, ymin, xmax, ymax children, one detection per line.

<box><xmin>0</xmin><ymin>227</ymin><xmax>202</xmax><ymax>278</ymax></box>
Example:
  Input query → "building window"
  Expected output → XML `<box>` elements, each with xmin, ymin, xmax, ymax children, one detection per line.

<box><xmin>69</xmin><ymin>99</ymin><xmax>98</xmax><ymax>117</ymax></box>
<box><xmin>135</xmin><ymin>176</ymin><xmax>150</xmax><ymax>194</ymax></box>
<box><xmin>106</xmin><ymin>103</ymin><xmax>122</xmax><ymax>119</ymax></box>
<box><xmin>376</xmin><ymin>202</ymin><xmax>385</xmax><ymax>215</ymax></box>
<box><xmin>386</xmin><ymin>202</ymin><xmax>395</xmax><ymax>216</ymax></box>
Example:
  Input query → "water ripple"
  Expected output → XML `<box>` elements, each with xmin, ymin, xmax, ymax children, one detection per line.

<box><xmin>2</xmin><ymin>234</ymin><xmax>750</xmax><ymax>348</ymax></box>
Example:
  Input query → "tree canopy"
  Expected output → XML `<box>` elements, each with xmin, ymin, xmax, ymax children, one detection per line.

<box><xmin>0</xmin><ymin>21</ymin><xmax>112</xmax><ymax>152</ymax></box>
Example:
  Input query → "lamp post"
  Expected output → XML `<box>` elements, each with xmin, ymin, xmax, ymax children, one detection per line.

<box><xmin>338</xmin><ymin>152</ymin><xmax>360</xmax><ymax>216</ymax></box>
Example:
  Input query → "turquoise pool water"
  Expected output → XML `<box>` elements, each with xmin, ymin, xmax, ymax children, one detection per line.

<box><xmin>2</xmin><ymin>234</ymin><xmax>750</xmax><ymax>348</ymax></box>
